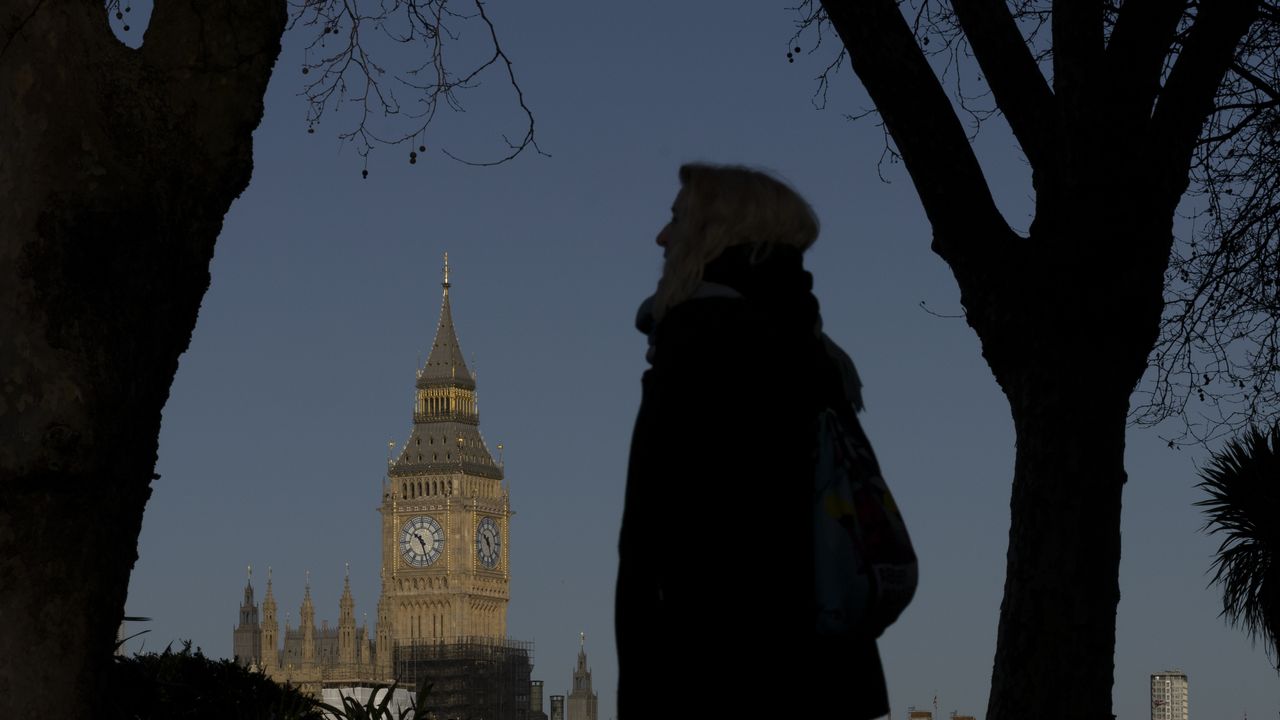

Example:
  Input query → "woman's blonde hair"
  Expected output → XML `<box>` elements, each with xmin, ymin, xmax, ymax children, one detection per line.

<box><xmin>653</xmin><ymin>163</ymin><xmax>819</xmax><ymax>320</ymax></box>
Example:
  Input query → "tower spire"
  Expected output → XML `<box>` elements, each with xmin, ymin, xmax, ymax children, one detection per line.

<box><xmin>339</xmin><ymin>564</ymin><xmax>357</xmax><ymax>665</ymax></box>
<box><xmin>259</xmin><ymin>567</ymin><xmax>278</xmax><ymax>671</ymax></box>
<box><xmin>241</xmin><ymin>565</ymin><xmax>256</xmax><ymax>606</ymax></box>
<box><xmin>417</xmin><ymin>252</ymin><xmax>473</xmax><ymax>387</ymax></box>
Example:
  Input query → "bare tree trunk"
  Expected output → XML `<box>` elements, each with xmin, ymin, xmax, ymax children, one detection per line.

<box><xmin>0</xmin><ymin>3</ymin><xmax>285</xmax><ymax>717</ymax></box>
<box><xmin>990</xmin><ymin>388</ymin><xmax>1128</xmax><ymax>720</ymax></box>
<box><xmin>955</xmin><ymin>213</ymin><xmax>1168</xmax><ymax>720</ymax></box>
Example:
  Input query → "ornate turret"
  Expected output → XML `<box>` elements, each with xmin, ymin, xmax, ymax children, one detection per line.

<box><xmin>375</xmin><ymin>568</ymin><xmax>393</xmax><ymax>678</ymax></box>
<box><xmin>360</xmin><ymin>612</ymin><xmax>372</xmax><ymax>667</ymax></box>
<box><xmin>232</xmin><ymin>565</ymin><xmax>261</xmax><ymax>667</ymax></box>
<box><xmin>567</xmin><ymin>633</ymin><xmax>598</xmax><ymax>720</ymax></box>
<box><xmin>338</xmin><ymin>564</ymin><xmax>356</xmax><ymax>665</ymax></box>
<box><xmin>260</xmin><ymin>568</ymin><xmax>278</xmax><ymax>671</ymax></box>
<box><xmin>240</xmin><ymin>566</ymin><xmax>257</xmax><ymax>617</ymax></box>
<box><xmin>300</xmin><ymin>571</ymin><xmax>316</xmax><ymax>666</ymax></box>
<box><xmin>390</xmin><ymin>254</ymin><xmax>502</xmax><ymax>481</ymax></box>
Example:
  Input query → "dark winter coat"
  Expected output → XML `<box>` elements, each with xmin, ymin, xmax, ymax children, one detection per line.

<box><xmin>616</xmin><ymin>244</ymin><xmax>890</xmax><ymax>719</ymax></box>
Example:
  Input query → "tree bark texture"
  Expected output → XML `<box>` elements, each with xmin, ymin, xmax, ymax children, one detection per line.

<box><xmin>0</xmin><ymin>3</ymin><xmax>285</xmax><ymax>717</ymax></box>
<box><xmin>819</xmin><ymin>1</ymin><xmax>1258</xmax><ymax>719</ymax></box>
<box><xmin>964</xmin><ymin>217</ymin><xmax>1161</xmax><ymax>720</ymax></box>
<box><xmin>992</xmin><ymin>378</ymin><xmax>1127</xmax><ymax>720</ymax></box>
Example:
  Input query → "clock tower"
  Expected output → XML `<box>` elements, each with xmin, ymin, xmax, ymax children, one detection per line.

<box><xmin>375</xmin><ymin>254</ymin><xmax>510</xmax><ymax>676</ymax></box>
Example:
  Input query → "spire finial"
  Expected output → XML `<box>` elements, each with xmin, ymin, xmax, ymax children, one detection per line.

<box><xmin>345</xmin><ymin>562</ymin><xmax>350</xmax><ymax>580</ymax></box>
<box><xmin>443</xmin><ymin>252</ymin><xmax>451</xmax><ymax>289</ymax></box>
<box><xmin>305</xmin><ymin>569</ymin><xmax>311</xmax><ymax>589</ymax></box>
<box><xmin>248</xmin><ymin>564</ymin><xmax>252</xmax><ymax>581</ymax></box>
<box><xmin>580</xmin><ymin>631</ymin><xmax>585</xmax><ymax>649</ymax></box>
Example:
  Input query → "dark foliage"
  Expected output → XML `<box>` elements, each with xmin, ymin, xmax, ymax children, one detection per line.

<box><xmin>1197</xmin><ymin>424</ymin><xmax>1280</xmax><ymax>668</ymax></box>
<box><xmin>105</xmin><ymin>642</ymin><xmax>324</xmax><ymax>720</ymax></box>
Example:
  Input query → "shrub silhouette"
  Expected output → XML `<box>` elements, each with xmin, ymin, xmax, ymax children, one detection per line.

<box><xmin>105</xmin><ymin>641</ymin><xmax>323</xmax><ymax>720</ymax></box>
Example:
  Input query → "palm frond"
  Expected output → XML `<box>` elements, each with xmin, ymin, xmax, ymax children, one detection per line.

<box><xmin>1196</xmin><ymin>423</ymin><xmax>1280</xmax><ymax>670</ymax></box>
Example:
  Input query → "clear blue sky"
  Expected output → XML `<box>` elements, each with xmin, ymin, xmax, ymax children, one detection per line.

<box><xmin>119</xmin><ymin>3</ymin><xmax>1277</xmax><ymax>719</ymax></box>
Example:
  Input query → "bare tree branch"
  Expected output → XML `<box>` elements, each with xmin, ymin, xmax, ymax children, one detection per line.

<box><xmin>286</xmin><ymin>0</ymin><xmax>543</xmax><ymax>174</ymax></box>
<box><xmin>819</xmin><ymin>0</ymin><xmax>1012</xmax><ymax>258</ymax></box>
<box><xmin>1104</xmin><ymin>1</ymin><xmax>1189</xmax><ymax>131</ymax></box>
<box><xmin>951</xmin><ymin>0</ymin><xmax>1056</xmax><ymax>171</ymax></box>
<box><xmin>1152</xmin><ymin>0</ymin><xmax>1260</xmax><ymax>206</ymax></box>
<box><xmin>1051</xmin><ymin>0</ymin><xmax>1103</xmax><ymax>109</ymax></box>
<box><xmin>790</xmin><ymin>2</ymin><xmax>1280</xmax><ymax>446</ymax></box>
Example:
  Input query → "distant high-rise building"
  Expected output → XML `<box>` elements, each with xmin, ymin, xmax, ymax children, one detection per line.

<box><xmin>566</xmin><ymin>634</ymin><xmax>598</xmax><ymax>720</ymax></box>
<box><xmin>550</xmin><ymin>695</ymin><xmax>565</xmax><ymax>720</ymax></box>
<box><xmin>1151</xmin><ymin>670</ymin><xmax>1189</xmax><ymax>720</ymax></box>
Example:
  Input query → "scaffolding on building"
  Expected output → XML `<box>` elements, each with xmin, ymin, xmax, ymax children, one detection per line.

<box><xmin>394</xmin><ymin>636</ymin><xmax>533</xmax><ymax>720</ymax></box>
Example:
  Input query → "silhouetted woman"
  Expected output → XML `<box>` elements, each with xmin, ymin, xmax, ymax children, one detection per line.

<box><xmin>616</xmin><ymin>163</ymin><xmax>890</xmax><ymax>719</ymax></box>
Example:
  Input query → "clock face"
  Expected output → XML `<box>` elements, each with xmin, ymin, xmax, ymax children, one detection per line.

<box><xmin>400</xmin><ymin>515</ymin><xmax>445</xmax><ymax>568</ymax></box>
<box><xmin>476</xmin><ymin>516</ymin><xmax>501</xmax><ymax>570</ymax></box>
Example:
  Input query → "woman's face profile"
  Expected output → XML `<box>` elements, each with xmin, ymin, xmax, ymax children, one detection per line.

<box><xmin>655</xmin><ymin>188</ymin><xmax>688</xmax><ymax>257</ymax></box>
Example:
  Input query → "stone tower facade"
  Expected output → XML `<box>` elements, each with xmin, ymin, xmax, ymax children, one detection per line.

<box><xmin>379</xmin><ymin>252</ymin><xmax>511</xmax><ymax>658</ymax></box>
<box><xmin>566</xmin><ymin>634</ymin><xmax>598</xmax><ymax>720</ymax></box>
<box><xmin>231</xmin><ymin>567</ymin><xmax>260</xmax><ymax>665</ymax></box>
<box><xmin>233</xmin><ymin>256</ymin><xmax>520</xmax><ymax>702</ymax></box>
